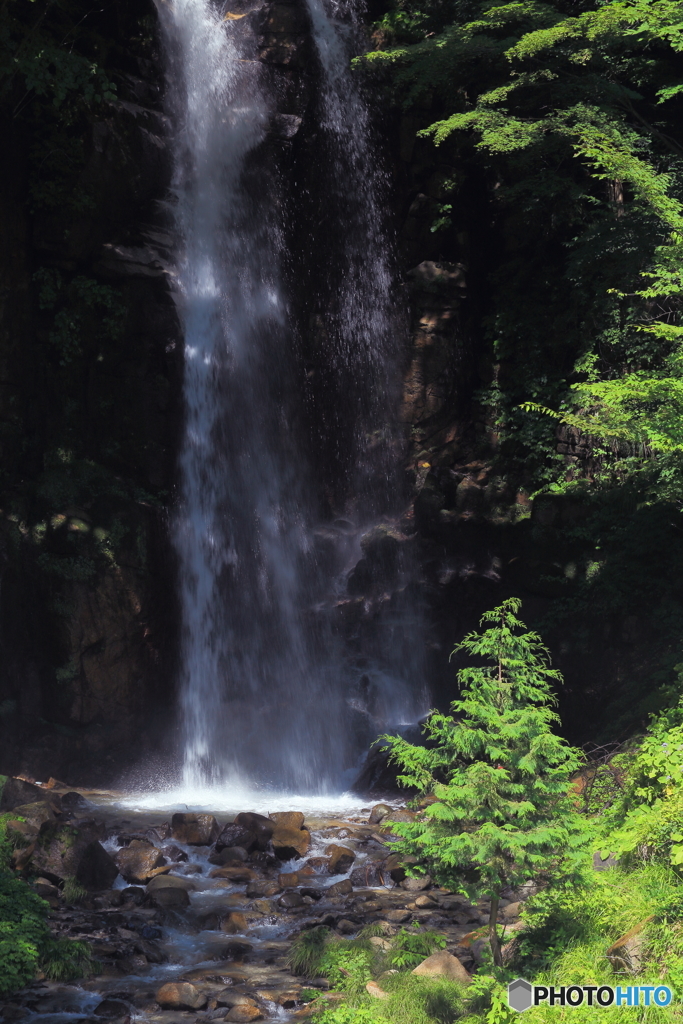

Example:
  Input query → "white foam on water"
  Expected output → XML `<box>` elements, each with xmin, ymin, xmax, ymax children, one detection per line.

<box><xmin>110</xmin><ymin>783</ymin><xmax>369</xmax><ymax>818</ymax></box>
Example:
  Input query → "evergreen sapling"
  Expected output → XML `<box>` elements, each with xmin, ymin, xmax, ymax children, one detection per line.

<box><xmin>382</xmin><ymin>598</ymin><xmax>585</xmax><ymax>966</ymax></box>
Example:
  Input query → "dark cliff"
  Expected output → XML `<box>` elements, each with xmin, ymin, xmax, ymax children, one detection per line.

<box><xmin>0</xmin><ymin>0</ymin><xmax>678</xmax><ymax>784</ymax></box>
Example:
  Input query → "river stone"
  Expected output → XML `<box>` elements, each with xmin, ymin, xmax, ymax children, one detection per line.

<box><xmin>300</xmin><ymin>887</ymin><xmax>323</xmax><ymax>900</ymax></box>
<box><xmin>305</xmin><ymin>856</ymin><xmax>331</xmax><ymax>873</ymax></box>
<box><xmin>118</xmin><ymin>952</ymin><xmax>149</xmax><ymax>974</ymax></box>
<box><xmin>246</xmin><ymin>879</ymin><xmax>281</xmax><ymax>898</ymax></box>
<box><xmin>147</xmin><ymin>873</ymin><xmax>197</xmax><ymax>892</ymax></box>
<box><xmin>156</xmin><ymin>981</ymin><xmax>207</xmax><ymax>1010</ymax></box>
<box><xmin>383</xmin><ymin>808</ymin><xmax>416</xmax><ymax>824</ymax></box>
<box><xmin>221</xmin><ymin>911</ymin><xmax>248</xmax><ymax>933</ymax></box>
<box><xmin>414</xmin><ymin>894</ymin><xmax>438</xmax><ymax>908</ymax></box>
<box><xmin>502</xmin><ymin>901</ymin><xmax>522</xmax><ymax>919</ymax></box>
<box><xmin>351</xmin><ymin>861</ymin><xmax>388</xmax><ymax>887</ymax></box>
<box><xmin>164</xmin><ymin>843</ymin><xmax>189</xmax><ymax>862</ymax></box>
<box><xmin>60</xmin><ymin>791</ymin><xmax>91</xmax><ymax>817</ymax></box>
<box><xmin>93</xmin><ymin>997</ymin><xmax>132</xmax><ymax>1017</ymax></box>
<box><xmin>116</xmin><ymin>840</ymin><xmax>166</xmax><ymax>884</ymax></box>
<box><xmin>216</xmin><ymin>991</ymin><xmax>258</xmax><ymax>1007</ymax></box>
<box><xmin>401</xmin><ymin>874</ymin><xmax>431</xmax><ymax>892</ymax></box>
<box><xmin>210</xmin><ymin>845</ymin><xmax>249</xmax><ymax>865</ymax></box>
<box><xmin>215</xmin><ymin>823</ymin><xmax>257</xmax><ymax>853</ymax></box>
<box><xmin>327</xmin><ymin>844</ymin><xmax>355</xmax><ymax>874</ymax></box>
<box><xmin>269</xmin><ymin>811</ymin><xmax>305</xmax><ymax>830</ymax></box>
<box><xmin>34</xmin><ymin>877</ymin><xmax>60</xmax><ymax>899</ymax></box>
<box><xmin>251</xmin><ymin>898</ymin><xmax>274</xmax><ymax>913</ymax></box>
<box><xmin>366</xmin><ymin>981</ymin><xmax>389</xmax><ymax>999</ymax></box>
<box><xmin>278</xmin><ymin>890</ymin><xmax>304</xmax><ymax>908</ymax></box>
<box><xmin>234</xmin><ymin>812</ymin><xmax>275</xmax><ymax>850</ymax></box>
<box><xmin>0</xmin><ymin>777</ymin><xmax>42</xmax><ymax>811</ymax></box>
<box><xmin>336</xmin><ymin>918</ymin><xmax>357</xmax><ymax>934</ymax></box>
<box><xmin>210</xmin><ymin>866</ymin><xmax>257</xmax><ymax>882</ymax></box>
<box><xmin>151</xmin><ymin>886</ymin><xmax>191</xmax><ymax>908</ymax></box>
<box><xmin>11</xmin><ymin>800</ymin><xmax>57</xmax><ymax>829</ymax></box>
<box><xmin>383</xmin><ymin>854</ymin><xmax>407</xmax><ymax>883</ymax></box>
<box><xmin>412</xmin><ymin>950</ymin><xmax>471</xmax><ymax>985</ymax></box>
<box><xmin>32</xmin><ymin>822</ymin><xmax>118</xmax><ymax>889</ymax></box>
<box><xmin>368</xmin><ymin>803</ymin><xmax>392</xmax><ymax>825</ymax></box>
<box><xmin>278</xmin><ymin>871</ymin><xmax>299</xmax><ymax>887</ymax></box>
<box><xmin>226</xmin><ymin>1006</ymin><xmax>263</xmax><ymax>1022</ymax></box>
<box><xmin>327</xmin><ymin>878</ymin><xmax>352</xmax><ymax>897</ymax></box>
<box><xmin>121</xmin><ymin>885</ymin><xmax>146</xmax><ymax>904</ymax></box>
<box><xmin>77</xmin><ymin>840</ymin><xmax>119</xmax><ymax>890</ymax></box>
<box><xmin>272</xmin><ymin>826</ymin><xmax>311</xmax><ymax>859</ymax></box>
<box><xmin>385</xmin><ymin>909</ymin><xmax>411</xmax><ymax>924</ymax></box>
<box><xmin>171</xmin><ymin>812</ymin><xmax>220</xmax><ymax>846</ymax></box>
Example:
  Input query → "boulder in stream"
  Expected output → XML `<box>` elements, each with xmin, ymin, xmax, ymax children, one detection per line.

<box><xmin>246</xmin><ymin>879</ymin><xmax>281</xmax><ymax>898</ymax></box>
<box><xmin>0</xmin><ymin>777</ymin><xmax>43</xmax><ymax>810</ymax></box>
<box><xmin>147</xmin><ymin>872</ymin><xmax>195</xmax><ymax>908</ymax></box>
<box><xmin>31</xmin><ymin>822</ymin><xmax>118</xmax><ymax>889</ymax></box>
<box><xmin>271</xmin><ymin>825</ymin><xmax>311</xmax><ymax>859</ymax></box>
<box><xmin>368</xmin><ymin>803</ymin><xmax>392</xmax><ymax>824</ymax></box>
<box><xmin>226</xmin><ymin>1007</ymin><xmax>263</xmax><ymax>1022</ymax></box>
<box><xmin>210</xmin><ymin>844</ymin><xmax>249</xmax><ymax>865</ymax></box>
<box><xmin>116</xmin><ymin>840</ymin><xmax>167</xmax><ymax>884</ymax></box>
<box><xmin>215</xmin><ymin>822</ymin><xmax>257</xmax><ymax>852</ymax></box>
<box><xmin>269</xmin><ymin>810</ymin><xmax>305</xmax><ymax>830</ymax></box>
<box><xmin>327</xmin><ymin>878</ymin><xmax>352</xmax><ymax>896</ymax></box>
<box><xmin>155</xmin><ymin>981</ymin><xmax>207</xmax><ymax>1010</ymax></box>
<box><xmin>327</xmin><ymin>844</ymin><xmax>355</xmax><ymax>873</ymax></box>
<box><xmin>221</xmin><ymin>911</ymin><xmax>248</xmax><ymax>933</ymax></box>
<box><xmin>171</xmin><ymin>812</ymin><xmax>220</xmax><ymax>845</ymax></box>
<box><xmin>234</xmin><ymin>811</ymin><xmax>275</xmax><ymax>850</ymax></box>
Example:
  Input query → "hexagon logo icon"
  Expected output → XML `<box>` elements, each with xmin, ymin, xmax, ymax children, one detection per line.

<box><xmin>508</xmin><ymin>978</ymin><xmax>533</xmax><ymax>1012</ymax></box>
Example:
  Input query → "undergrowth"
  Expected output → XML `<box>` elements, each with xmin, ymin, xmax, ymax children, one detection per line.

<box><xmin>0</xmin><ymin>814</ymin><xmax>94</xmax><ymax>995</ymax></box>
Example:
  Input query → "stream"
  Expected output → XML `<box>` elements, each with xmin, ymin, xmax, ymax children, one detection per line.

<box><xmin>0</xmin><ymin>788</ymin><xmax>488</xmax><ymax>1024</ymax></box>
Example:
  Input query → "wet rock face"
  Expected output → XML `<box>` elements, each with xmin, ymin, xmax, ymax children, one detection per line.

<box><xmin>0</xmin><ymin>46</ymin><xmax>179</xmax><ymax>785</ymax></box>
<box><xmin>171</xmin><ymin>812</ymin><xmax>220</xmax><ymax>846</ymax></box>
<box><xmin>31</xmin><ymin>821</ymin><xmax>118</xmax><ymax>890</ymax></box>
<box><xmin>0</xmin><ymin>777</ymin><xmax>43</xmax><ymax>810</ymax></box>
<box><xmin>116</xmin><ymin>840</ymin><xmax>167</xmax><ymax>884</ymax></box>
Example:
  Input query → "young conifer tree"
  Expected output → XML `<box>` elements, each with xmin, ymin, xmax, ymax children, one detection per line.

<box><xmin>383</xmin><ymin>598</ymin><xmax>584</xmax><ymax>967</ymax></box>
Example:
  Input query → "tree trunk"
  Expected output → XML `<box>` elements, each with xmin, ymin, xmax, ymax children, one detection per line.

<box><xmin>489</xmin><ymin>894</ymin><xmax>503</xmax><ymax>967</ymax></box>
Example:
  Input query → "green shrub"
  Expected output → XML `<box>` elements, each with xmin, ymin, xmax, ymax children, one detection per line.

<box><xmin>0</xmin><ymin>869</ymin><xmax>49</xmax><ymax>996</ymax></box>
<box><xmin>41</xmin><ymin>937</ymin><xmax>95</xmax><ymax>981</ymax></box>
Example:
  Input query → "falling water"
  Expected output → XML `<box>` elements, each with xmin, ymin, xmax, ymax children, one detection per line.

<box><xmin>158</xmin><ymin>0</ymin><xmax>425</xmax><ymax>796</ymax></box>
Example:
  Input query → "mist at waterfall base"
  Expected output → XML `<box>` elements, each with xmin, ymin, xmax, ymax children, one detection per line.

<box><xmin>145</xmin><ymin>0</ymin><xmax>427</xmax><ymax>804</ymax></box>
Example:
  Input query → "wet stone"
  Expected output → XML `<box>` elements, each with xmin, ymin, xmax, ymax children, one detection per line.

<box><xmin>326</xmin><ymin>879</ymin><xmax>352</xmax><ymax>897</ymax></box>
<box><xmin>93</xmin><ymin>997</ymin><xmax>132</xmax><ymax>1017</ymax></box>
<box><xmin>401</xmin><ymin>874</ymin><xmax>431</xmax><ymax>892</ymax></box>
<box><xmin>326</xmin><ymin>844</ymin><xmax>355</xmax><ymax>874</ymax></box>
<box><xmin>278</xmin><ymin>891</ymin><xmax>304</xmax><ymax>908</ymax></box>
<box><xmin>156</xmin><ymin>981</ymin><xmax>207</xmax><ymax>1010</ymax></box>
<box><xmin>269</xmin><ymin>811</ymin><xmax>305</xmax><ymax>830</ymax></box>
<box><xmin>116</xmin><ymin>840</ymin><xmax>167</xmax><ymax>884</ymax></box>
<box><xmin>385</xmin><ymin>909</ymin><xmax>411</xmax><ymax>924</ymax></box>
<box><xmin>246</xmin><ymin>880</ymin><xmax>281</xmax><ymax>898</ymax></box>
<box><xmin>271</xmin><ymin>826</ymin><xmax>311</xmax><ymax>860</ymax></box>
<box><xmin>368</xmin><ymin>803</ymin><xmax>392</xmax><ymax>825</ymax></box>
<box><xmin>215</xmin><ymin>824</ymin><xmax>257</xmax><ymax>853</ymax></box>
<box><xmin>221</xmin><ymin>912</ymin><xmax>249</xmax><ymax>933</ymax></box>
<box><xmin>171</xmin><ymin>813</ymin><xmax>220</xmax><ymax>846</ymax></box>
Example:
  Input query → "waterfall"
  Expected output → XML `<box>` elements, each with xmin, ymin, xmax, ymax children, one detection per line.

<box><xmin>158</xmin><ymin>0</ymin><xmax>425</xmax><ymax>796</ymax></box>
